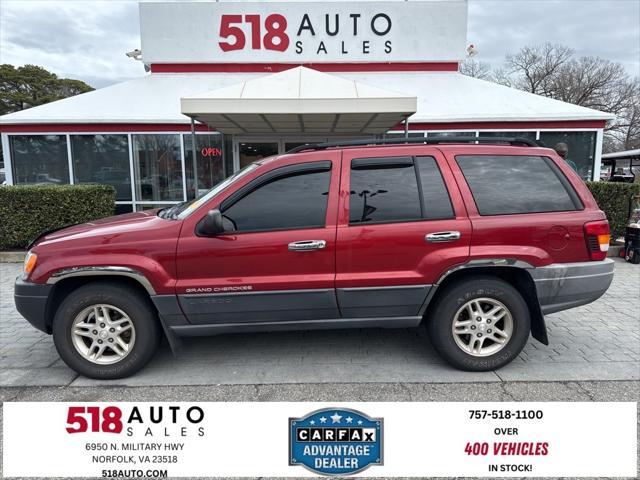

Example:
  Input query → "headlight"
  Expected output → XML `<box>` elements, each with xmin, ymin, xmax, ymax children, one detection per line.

<box><xmin>23</xmin><ymin>251</ymin><xmax>38</xmax><ymax>277</ymax></box>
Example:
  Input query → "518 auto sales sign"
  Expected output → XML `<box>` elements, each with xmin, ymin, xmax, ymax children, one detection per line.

<box><xmin>139</xmin><ymin>1</ymin><xmax>468</xmax><ymax>64</ymax></box>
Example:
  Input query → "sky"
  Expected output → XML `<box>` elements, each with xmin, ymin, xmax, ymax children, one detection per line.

<box><xmin>0</xmin><ymin>0</ymin><xmax>638</xmax><ymax>89</ymax></box>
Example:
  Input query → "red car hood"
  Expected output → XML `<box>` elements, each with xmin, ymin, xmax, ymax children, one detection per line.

<box><xmin>32</xmin><ymin>210</ymin><xmax>165</xmax><ymax>247</ymax></box>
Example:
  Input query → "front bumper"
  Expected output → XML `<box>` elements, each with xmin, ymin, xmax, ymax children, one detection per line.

<box><xmin>530</xmin><ymin>259</ymin><xmax>615</xmax><ymax>315</ymax></box>
<box><xmin>14</xmin><ymin>276</ymin><xmax>53</xmax><ymax>333</ymax></box>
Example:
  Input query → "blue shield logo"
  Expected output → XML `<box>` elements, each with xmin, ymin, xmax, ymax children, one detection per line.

<box><xmin>289</xmin><ymin>407</ymin><xmax>383</xmax><ymax>476</ymax></box>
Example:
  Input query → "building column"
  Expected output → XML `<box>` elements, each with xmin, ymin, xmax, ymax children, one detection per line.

<box><xmin>593</xmin><ymin>128</ymin><xmax>603</xmax><ymax>181</ymax></box>
<box><xmin>1</xmin><ymin>133</ymin><xmax>13</xmax><ymax>185</ymax></box>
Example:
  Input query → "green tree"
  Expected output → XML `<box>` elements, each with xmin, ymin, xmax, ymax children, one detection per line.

<box><xmin>0</xmin><ymin>64</ymin><xmax>94</xmax><ymax>115</ymax></box>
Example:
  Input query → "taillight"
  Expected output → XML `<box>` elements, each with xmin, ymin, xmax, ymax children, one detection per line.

<box><xmin>584</xmin><ymin>220</ymin><xmax>610</xmax><ymax>260</ymax></box>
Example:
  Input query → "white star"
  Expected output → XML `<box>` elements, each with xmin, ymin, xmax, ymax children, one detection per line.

<box><xmin>346</xmin><ymin>416</ymin><xmax>353</xmax><ymax>424</ymax></box>
<box><xmin>357</xmin><ymin>420</ymin><xmax>363</xmax><ymax>425</ymax></box>
<box><xmin>309</xmin><ymin>420</ymin><xmax>315</xmax><ymax>425</ymax></box>
<box><xmin>319</xmin><ymin>417</ymin><xmax>327</xmax><ymax>424</ymax></box>
<box><xmin>330</xmin><ymin>412</ymin><xmax>342</xmax><ymax>424</ymax></box>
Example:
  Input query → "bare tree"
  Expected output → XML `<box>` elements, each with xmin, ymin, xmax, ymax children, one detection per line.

<box><xmin>459</xmin><ymin>59</ymin><xmax>493</xmax><ymax>80</ymax></box>
<box><xmin>486</xmin><ymin>43</ymin><xmax>639</xmax><ymax>152</ymax></box>
<box><xmin>504</xmin><ymin>43</ymin><xmax>574</xmax><ymax>94</ymax></box>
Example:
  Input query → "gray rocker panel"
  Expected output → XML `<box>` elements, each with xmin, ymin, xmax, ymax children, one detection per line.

<box><xmin>178</xmin><ymin>288</ymin><xmax>340</xmax><ymax>325</ymax></box>
<box><xmin>337</xmin><ymin>285</ymin><xmax>432</xmax><ymax>318</ymax></box>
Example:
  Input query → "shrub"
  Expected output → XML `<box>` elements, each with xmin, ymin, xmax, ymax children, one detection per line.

<box><xmin>586</xmin><ymin>181</ymin><xmax>640</xmax><ymax>240</ymax></box>
<box><xmin>0</xmin><ymin>184</ymin><xmax>116</xmax><ymax>250</ymax></box>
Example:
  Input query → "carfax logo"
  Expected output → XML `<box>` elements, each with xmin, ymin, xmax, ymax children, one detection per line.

<box><xmin>289</xmin><ymin>408</ymin><xmax>383</xmax><ymax>476</ymax></box>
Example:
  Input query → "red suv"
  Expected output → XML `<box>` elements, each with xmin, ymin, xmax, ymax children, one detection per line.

<box><xmin>15</xmin><ymin>138</ymin><xmax>614</xmax><ymax>379</ymax></box>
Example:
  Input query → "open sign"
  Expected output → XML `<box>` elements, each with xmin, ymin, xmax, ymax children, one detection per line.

<box><xmin>201</xmin><ymin>147</ymin><xmax>222</xmax><ymax>157</ymax></box>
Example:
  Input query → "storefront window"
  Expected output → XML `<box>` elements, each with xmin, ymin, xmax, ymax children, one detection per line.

<box><xmin>132</xmin><ymin>134</ymin><xmax>183</xmax><ymax>201</ymax></box>
<box><xmin>384</xmin><ymin>132</ymin><xmax>425</xmax><ymax>138</ymax></box>
<box><xmin>71</xmin><ymin>135</ymin><xmax>131</xmax><ymax>201</ymax></box>
<box><xmin>239</xmin><ymin>142</ymin><xmax>279</xmax><ymax>169</ymax></box>
<box><xmin>183</xmin><ymin>133</ymin><xmax>225</xmax><ymax>200</ymax></box>
<box><xmin>426</xmin><ymin>131</ymin><xmax>476</xmax><ymax>137</ymax></box>
<box><xmin>9</xmin><ymin>135</ymin><xmax>69</xmax><ymax>184</ymax></box>
<box><xmin>539</xmin><ymin>131</ymin><xmax>596</xmax><ymax>180</ymax></box>
<box><xmin>479</xmin><ymin>131</ymin><xmax>536</xmax><ymax>140</ymax></box>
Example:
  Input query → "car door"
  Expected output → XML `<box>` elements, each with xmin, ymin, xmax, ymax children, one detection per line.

<box><xmin>176</xmin><ymin>152</ymin><xmax>340</xmax><ymax>325</ymax></box>
<box><xmin>335</xmin><ymin>146</ymin><xmax>471</xmax><ymax>319</ymax></box>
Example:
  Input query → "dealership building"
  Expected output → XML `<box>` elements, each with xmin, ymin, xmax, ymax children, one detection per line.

<box><xmin>0</xmin><ymin>0</ymin><xmax>614</xmax><ymax>213</ymax></box>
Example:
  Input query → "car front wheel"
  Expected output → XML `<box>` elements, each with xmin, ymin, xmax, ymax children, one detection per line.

<box><xmin>52</xmin><ymin>282</ymin><xmax>160</xmax><ymax>379</ymax></box>
<box><xmin>426</xmin><ymin>277</ymin><xmax>530</xmax><ymax>371</ymax></box>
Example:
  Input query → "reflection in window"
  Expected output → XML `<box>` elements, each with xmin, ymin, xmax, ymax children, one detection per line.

<box><xmin>183</xmin><ymin>133</ymin><xmax>225</xmax><ymax>200</ymax></box>
<box><xmin>132</xmin><ymin>134</ymin><xmax>183</xmax><ymax>201</ymax></box>
<box><xmin>456</xmin><ymin>155</ymin><xmax>579</xmax><ymax>215</ymax></box>
<box><xmin>71</xmin><ymin>135</ymin><xmax>131</xmax><ymax>201</ymax></box>
<box><xmin>416</xmin><ymin>157</ymin><xmax>454</xmax><ymax>219</ymax></box>
<box><xmin>349</xmin><ymin>160</ymin><xmax>421</xmax><ymax>224</ymax></box>
<box><xmin>10</xmin><ymin>135</ymin><xmax>69</xmax><ymax>184</ymax></box>
<box><xmin>539</xmin><ymin>131</ymin><xmax>596</xmax><ymax>180</ymax></box>
<box><xmin>223</xmin><ymin>167</ymin><xmax>331</xmax><ymax>232</ymax></box>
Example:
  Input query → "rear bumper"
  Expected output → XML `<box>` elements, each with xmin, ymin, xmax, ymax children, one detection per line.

<box><xmin>530</xmin><ymin>259</ymin><xmax>615</xmax><ymax>315</ymax></box>
<box><xmin>14</xmin><ymin>276</ymin><xmax>53</xmax><ymax>333</ymax></box>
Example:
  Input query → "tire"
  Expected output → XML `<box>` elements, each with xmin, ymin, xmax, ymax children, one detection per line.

<box><xmin>625</xmin><ymin>244</ymin><xmax>640</xmax><ymax>264</ymax></box>
<box><xmin>52</xmin><ymin>282</ymin><xmax>161</xmax><ymax>379</ymax></box>
<box><xmin>426</xmin><ymin>276</ymin><xmax>530</xmax><ymax>371</ymax></box>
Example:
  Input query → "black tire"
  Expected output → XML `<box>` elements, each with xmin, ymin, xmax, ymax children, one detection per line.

<box><xmin>426</xmin><ymin>276</ymin><xmax>530</xmax><ymax>371</ymax></box>
<box><xmin>52</xmin><ymin>282</ymin><xmax>161</xmax><ymax>379</ymax></box>
<box><xmin>626</xmin><ymin>244</ymin><xmax>640</xmax><ymax>264</ymax></box>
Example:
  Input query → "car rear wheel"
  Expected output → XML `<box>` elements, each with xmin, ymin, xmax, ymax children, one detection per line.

<box><xmin>426</xmin><ymin>277</ymin><xmax>530</xmax><ymax>371</ymax></box>
<box><xmin>53</xmin><ymin>282</ymin><xmax>160</xmax><ymax>379</ymax></box>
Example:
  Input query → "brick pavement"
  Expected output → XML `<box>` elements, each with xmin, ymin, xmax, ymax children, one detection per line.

<box><xmin>1</xmin><ymin>259</ymin><xmax>638</xmax><ymax>387</ymax></box>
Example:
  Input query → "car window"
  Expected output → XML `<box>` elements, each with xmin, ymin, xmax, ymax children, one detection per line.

<box><xmin>222</xmin><ymin>166</ymin><xmax>331</xmax><ymax>232</ymax></box>
<box><xmin>349</xmin><ymin>157</ymin><xmax>421</xmax><ymax>224</ymax></box>
<box><xmin>415</xmin><ymin>156</ymin><xmax>454</xmax><ymax>219</ymax></box>
<box><xmin>456</xmin><ymin>155</ymin><xmax>580</xmax><ymax>215</ymax></box>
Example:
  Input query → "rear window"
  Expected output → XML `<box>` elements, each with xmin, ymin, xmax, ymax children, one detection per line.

<box><xmin>456</xmin><ymin>155</ymin><xmax>581</xmax><ymax>216</ymax></box>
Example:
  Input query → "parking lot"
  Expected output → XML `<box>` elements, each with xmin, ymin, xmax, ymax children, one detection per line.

<box><xmin>1</xmin><ymin>259</ymin><xmax>638</xmax><ymax>388</ymax></box>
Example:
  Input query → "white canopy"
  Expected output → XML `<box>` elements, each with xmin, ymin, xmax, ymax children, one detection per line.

<box><xmin>0</xmin><ymin>70</ymin><xmax>614</xmax><ymax>128</ymax></box>
<box><xmin>180</xmin><ymin>67</ymin><xmax>417</xmax><ymax>134</ymax></box>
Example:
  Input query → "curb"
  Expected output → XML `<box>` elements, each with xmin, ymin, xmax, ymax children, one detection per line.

<box><xmin>0</xmin><ymin>251</ymin><xmax>25</xmax><ymax>263</ymax></box>
<box><xmin>608</xmin><ymin>245</ymin><xmax>623</xmax><ymax>258</ymax></box>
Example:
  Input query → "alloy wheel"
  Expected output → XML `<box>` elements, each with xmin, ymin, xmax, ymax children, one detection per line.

<box><xmin>70</xmin><ymin>304</ymin><xmax>136</xmax><ymax>365</ymax></box>
<box><xmin>451</xmin><ymin>297</ymin><xmax>513</xmax><ymax>357</ymax></box>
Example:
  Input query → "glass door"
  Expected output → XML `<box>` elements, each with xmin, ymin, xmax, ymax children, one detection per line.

<box><xmin>237</xmin><ymin>140</ymin><xmax>279</xmax><ymax>170</ymax></box>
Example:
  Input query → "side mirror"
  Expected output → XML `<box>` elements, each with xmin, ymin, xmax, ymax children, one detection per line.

<box><xmin>196</xmin><ymin>209</ymin><xmax>225</xmax><ymax>236</ymax></box>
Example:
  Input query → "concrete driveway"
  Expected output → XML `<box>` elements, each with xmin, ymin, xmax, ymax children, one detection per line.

<box><xmin>1</xmin><ymin>259</ymin><xmax>638</xmax><ymax>387</ymax></box>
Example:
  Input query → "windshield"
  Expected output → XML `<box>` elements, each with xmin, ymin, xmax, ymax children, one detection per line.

<box><xmin>158</xmin><ymin>163</ymin><xmax>260</xmax><ymax>220</ymax></box>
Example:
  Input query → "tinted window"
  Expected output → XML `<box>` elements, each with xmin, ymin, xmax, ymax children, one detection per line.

<box><xmin>350</xmin><ymin>158</ymin><xmax>421</xmax><ymax>224</ymax></box>
<box><xmin>10</xmin><ymin>135</ymin><xmax>69</xmax><ymax>185</ymax></box>
<box><xmin>416</xmin><ymin>156</ymin><xmax>454</xmax><ymax>219</ymax></box>
<box><xmin>456</xmin><ymin>155</ymin><xmax>579</xmax><ymax>215</ymax></box>
<box><xmin>71</xmin><ymin>135</ymin><xmax>131</xmax><ymax>201</ymax></box>
<box><xmin>222</xmin><ymin>167</ymin><xmax>330</xmax><ymax>232</ymax></box>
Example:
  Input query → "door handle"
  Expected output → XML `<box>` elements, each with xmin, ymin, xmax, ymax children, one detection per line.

<box><xmin>425</xmin><ymin>231</ymin><xmax>461</xmax><ymax>243</ymax></box>
<box><xmin>288</xmin><ymin>240</ymin><xmax>327</xmax><ymax>251</ymax></box>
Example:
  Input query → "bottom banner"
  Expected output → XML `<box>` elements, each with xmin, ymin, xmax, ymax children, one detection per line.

<box><xmin>3</xmin><ymin>402</ymin><xmax>637</xmax><ymax>477</ymax></box>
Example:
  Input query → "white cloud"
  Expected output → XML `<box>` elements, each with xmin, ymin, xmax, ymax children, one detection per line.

<box><xmin>0</xmin><ymin>0</ymin><xmax>637</xmax><ymax>90</ymax></box>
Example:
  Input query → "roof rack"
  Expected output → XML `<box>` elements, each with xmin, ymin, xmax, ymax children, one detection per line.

<box><xmin>285</xmin><ymin>136</ymin><xmax>542</xmax><ymax>154</ymax></box>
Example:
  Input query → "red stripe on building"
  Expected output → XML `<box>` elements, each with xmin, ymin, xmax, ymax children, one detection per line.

<box><xmin>150</xmin><ymin>62</ymin><xmax>460</xmax><ymax>73</ymax></box>
<box><xmin>0</xmin><ymin>123</ymin><xmax>215</xmax><ymax>133</ymax></box>
<box><xmin>0</xmin><ymin>119</ymin><xmax>606</xmax><ymax>134</ymax></box>
<box><xmin>391</xmin><ymin>120</ymin><xmax>607</xmax><ymax>130</ymax></box>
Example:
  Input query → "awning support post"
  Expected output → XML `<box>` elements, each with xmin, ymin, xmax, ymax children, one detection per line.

<box><xmin>404</xmin><ymin>116</ymin><xmax>409</xmax><ymax>139</ymax></box>
<box><xmin>191</xmin><ymin>117</ymin><xmax>198</xmax><ymax>197</ymax></box>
